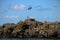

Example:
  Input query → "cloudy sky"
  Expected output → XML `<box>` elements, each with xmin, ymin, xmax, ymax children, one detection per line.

<box><xmin>0</xmin><ymin>0</ymin><xmax>60</xmax><ymax>26</ymax></box>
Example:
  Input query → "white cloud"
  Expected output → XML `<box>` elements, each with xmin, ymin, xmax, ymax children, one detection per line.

<box><xmin>28</xmin><ymin>15</ymin><xmax>34</xmax><ymax>19</ymax></box>
<box><xmin>0</xmin><ymin>10</ymin><xmax>6</xmax><ymax>13</ymax></box>
<box><xmin>11</xmin><ymin>4</ymin><xmax>26</xmax><ymax>10</ymax></box>
<box><xmin>4</xmin><ymin>15</ymin><xmax>19</xmax><ymax>19</ymax></box>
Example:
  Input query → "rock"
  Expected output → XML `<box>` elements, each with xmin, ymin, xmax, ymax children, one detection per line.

<box><xmin>2</xmin><ymin>23</ymin><xmax>16</xmax><ymax>38</ymax></box>
<box><xmin>0</xmin><ymin>18</ymin><xmax>60</xmax><ymax>38</ymax></box>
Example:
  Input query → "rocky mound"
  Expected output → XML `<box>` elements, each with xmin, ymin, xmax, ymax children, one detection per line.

<box><xmin>0</xmin><ymin>18</ymin><xmax>60</xmax><ymax>38</ymax></box>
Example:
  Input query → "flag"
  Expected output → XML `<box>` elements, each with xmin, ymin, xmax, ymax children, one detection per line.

<box><xmin>28</xmin><ymin>6</ymin><xmax>32</xmax><ymax>10</ymax></box>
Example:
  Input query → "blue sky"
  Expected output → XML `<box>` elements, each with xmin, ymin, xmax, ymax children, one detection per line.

<box><xmin>0</xmin><ymin>0</ymin><xmax>60</xmax><ymax>26</ymax></box>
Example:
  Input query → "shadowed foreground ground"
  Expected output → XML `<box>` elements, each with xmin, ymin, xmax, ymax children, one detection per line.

<box><xmin>0</xmin><ymin>18</ymin><xmax>60</xmax><ymax>38</ymax></box>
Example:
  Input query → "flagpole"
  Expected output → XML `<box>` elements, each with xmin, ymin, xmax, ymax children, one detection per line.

<box><xmin>27</xmin><ymin>6</ymin><xmax>32</xmax><ymax>19</ymax></box>
<box><xmin>27</xmin><ymin>10</ymin><xmax>29</xmax><ymax>19</ymax></box>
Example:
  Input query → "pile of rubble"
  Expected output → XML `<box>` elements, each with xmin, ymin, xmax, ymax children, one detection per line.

<box><xmin>0</xmin><ymin>18</ymin><xmax>60</xmax><ymax>38</ymax></box>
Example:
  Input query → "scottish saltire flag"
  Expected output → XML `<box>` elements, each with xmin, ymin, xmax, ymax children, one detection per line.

<box><xmin>28</xmin><ymin>6</ymin><xmax>32</xmax><ymax>10</ymax></box>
